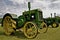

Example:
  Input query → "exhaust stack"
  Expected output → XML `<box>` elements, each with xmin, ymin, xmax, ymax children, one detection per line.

<box><xmin>51</xmin><ymin>13</ymin><xmax>52</xmax><ymax>18</ymax></box>
<box><xmin>54</xmin><ymin>13</ymin><xmax>56</xmax><ymax>18</ymax></box>
<box><xmin>28</xmin><ymin>2</ymin><xmax>31</xmax><ymax>11</ymax></box>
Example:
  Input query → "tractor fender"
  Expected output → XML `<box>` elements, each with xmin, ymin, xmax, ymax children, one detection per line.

<box><xmin>2</xmin><ymin>13</ymin><xmax>12</xmax><ymax>26</ymax></box>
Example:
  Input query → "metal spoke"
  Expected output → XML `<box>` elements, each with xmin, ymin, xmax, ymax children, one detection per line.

<box><xmin>24</xmin><ymin>22</ymin><xmax>37</xmax><ymax>38</ymax></box>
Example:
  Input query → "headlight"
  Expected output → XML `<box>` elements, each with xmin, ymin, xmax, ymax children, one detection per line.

<box><xmin>31</xmin><ymin>15</ymin><xmax>34</xmax><ymax>18</ymax></box>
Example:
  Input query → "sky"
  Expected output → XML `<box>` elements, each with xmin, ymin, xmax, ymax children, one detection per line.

<box><xmin>0</xmin><ymin>0</ymin><xmax>60</xmax><ymax>18</ymax></box>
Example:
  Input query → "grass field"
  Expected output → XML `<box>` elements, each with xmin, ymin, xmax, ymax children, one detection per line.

<box><xmin>0</xmin><ymin>24</ymin><xmax>60</xmax><ymax>40</ymax></box>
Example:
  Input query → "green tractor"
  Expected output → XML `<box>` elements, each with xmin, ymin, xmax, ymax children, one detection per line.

<box><xmin>2</xmin><ymin>2</ymin><xmax>48</xmax><ymax>38</ymax></box>
<box><xmin>44</xmin><ymin>13</ymin><xmax>59</xmax><ymax>28</ymax></box>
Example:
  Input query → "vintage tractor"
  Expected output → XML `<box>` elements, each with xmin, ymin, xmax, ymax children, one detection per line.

<box><xmin>2</xmin><ymin>2</ymin><xmax>48</xmax><ymax>38</ymax></box>
<box><xmin>44</xmin><ymin>13</ymin><xmax>59</xmax><ymax>28</ymax></box>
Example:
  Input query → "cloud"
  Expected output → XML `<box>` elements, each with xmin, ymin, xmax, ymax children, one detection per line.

<box><xmin>48</xmin><ymin>3</ymin><xmax>60</xmax><ymax>10</ymax></box>
<box><xmin>0</xmin><ymin>0</ymin><xmax>28</xmax><ymax>16</ymax></box>
<box><xmin>42</xmin><ymin>0</ymin><xmax>59</xmax><ymax>2</ymax></box>
<box><xmin>10</xmin><ymin>0</ymin><xmax>25</xmax><ymax>4</ymax></box>
<box><xmin>0</xmin><ymin>0</ymin><xmax>60</xmax><ymax>18</ymax></box>
<box><xmin>0</xmin><ymin>0</ymin><xmax>7</xmax><ymax>13</ymax></box>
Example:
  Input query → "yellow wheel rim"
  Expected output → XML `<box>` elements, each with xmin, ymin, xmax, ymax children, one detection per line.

<box><xmin>3</xmin><ymin>16</ymin><xmax>16</xmax><ymax>35</ymax></box>
<box><xmin>38</xmin><ymin>22</ymin><xmax>48</xmax><ymax>33</ymax></box>
<box><xmin>53</xmin><ymin>23</ymin><xmax>57</xmax><ymax>28</ymax></box>
<box><xmin>24</xmin><ymin>22</ymin><xmax>38</xmax><ymax>38</ymax></box>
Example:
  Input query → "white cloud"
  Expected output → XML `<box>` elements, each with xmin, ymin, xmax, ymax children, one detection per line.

<box><xmin>0</xmin><ymin>0</ymin><xmax>60</xmax><ymax>18</ymax></box>
<box><xmin>10</xmin><ymin>0</ymin><xmax>25</xmax><ymax>4</ymax></box>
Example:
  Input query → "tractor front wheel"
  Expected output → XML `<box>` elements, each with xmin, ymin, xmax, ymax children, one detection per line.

<box><xmin>3</xmin><ymin>15</ymin><xmax>16</xmax><ymax>35</ymax></box>
<box><xmin>38</xmin><ymin>21</ymin><xmax>48</xmax><ymax>33</ymax></box>
<box><xmin>24</xmin><ymin>22</ymin><xmax>38</xmax><ymax>38</ymax></box>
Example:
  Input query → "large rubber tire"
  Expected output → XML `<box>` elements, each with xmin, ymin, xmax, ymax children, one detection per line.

<box><xmin>52</xmin><ymin>22</ymin><xmax>58</xmax><ymax>28</ymax></box>
<box><xmin>38</xmin><ymin>22</ymin><xmax>48</xmax><ymax>33</ymax></box>
<box><xmin>24</xmin><ymin>22</ymin><xmax>38</xmax><ymax>38</ymax></box>
<box><xmin>3</xmin><ymin>14</ymin><xmax>16</xmax><ymax>35</ymax></box>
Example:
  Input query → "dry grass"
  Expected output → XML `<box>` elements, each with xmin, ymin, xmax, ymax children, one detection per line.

<box><xmin>0</xmin><ymin>24</ymin><xmax>60</xmax><ymax>40</ymax></box>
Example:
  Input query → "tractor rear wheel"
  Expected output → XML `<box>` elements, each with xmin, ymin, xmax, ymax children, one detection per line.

<box><xmin>3</xmin><ymin>15</ymin><xmax>16</xmax><ymax>35</ymax></box>
<box><xmin>38</xmin><ymin>21</ymin><xmax>48</xmax><ymax>33</ymax></box>
<box><xmin>52</xmin><ymin>22</ymin><xmax>58</xmax><ymax>28</ymax></box>
<box><xmin>24</xmin><ymin>22</ymin><xmax>38</xmax><ymax>38</ymax></box>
